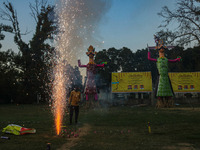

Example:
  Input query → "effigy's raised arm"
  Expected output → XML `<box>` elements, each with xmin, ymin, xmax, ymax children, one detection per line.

<box><xmin>78</xmin><ymin>60</ymin><xmax>87</xmax><ymax>67</ymax></box>
<box><xmin>168</xmin><ymin>57</ymin><xmax>181</xmax><ymax>63</ymax></box>
<box><xmin>147</xmin><ymin>51</ymin><xmax>157</xmax><ymax>62</ymax></box>
<box><xmin>96</xmin><ymin>64</ymin><xmax>105</xmax><ymax>67</ymax></box>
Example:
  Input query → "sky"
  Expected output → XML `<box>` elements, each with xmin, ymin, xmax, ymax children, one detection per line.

<box><xmin>1</xmin><ymin>0</ymin><xmax>176</xmax><ymax>52</ymax></box>
<box><xmin>100</xmin><ymin>0</ymin><xmax>176</xmax><ymax>51</ymax></box>
<box><xmin>0</xmin><ymin>0</ymin><xmax>176</xmax><ymax>78</ymax></box>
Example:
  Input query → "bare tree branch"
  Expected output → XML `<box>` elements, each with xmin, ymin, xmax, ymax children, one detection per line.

<box><xmin>29</xmin><ymin>0</ymin><xmax>48</xmax><ymax>23</ymax></box>
<box><xmin>157</xmin><ymin>0</ymin><xmax>200</xmax><ymax>46</ymax></box>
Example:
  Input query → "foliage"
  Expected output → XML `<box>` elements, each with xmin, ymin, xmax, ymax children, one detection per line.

<box><xmin>95</xmin><ymin>48</ymin><xmax>121</xmax><ymax>87</ymax></box>
<box><xmin>73</xmin><ymin>66</ymin><xmax>83</xmax><ymax>88</ymax></box>
<box><xmin>95</xmin><ymin>46</ymin><xmax>200</xmax><ymax>90</ymax></box>
<box><xmin>0</xmin><ymin>1</ymin><xmax>82</xmax><ymax>103</ymax></box>
<box><xmin>65</xmin><ymin>64</ymin><xmax>83</xmax><ymax>97</ymax></box>
<box><xmin>118</xmin><ymin>47</ymin><xmax>135</xmax><ymax>72</ymax></box>
<box><xmin>0</xmin><ymin>1</ymin><xmax>57</xmax><ymax>103</ymax></box>
<box><xmin>157</xmin><ymin>0</ymin><xmax>200</xmax><ymax>47</ymax></box>
<box><xmin>1</xmin><ymin>0</ymin><xmax>200</xmax><ymax>104</ymax></box>
<box><xmin>0</xmin><ymin>24</ymin><xmax>13</xmax><ymax>49</ymax></box>
<box><xmin>27</xmin><ymin>3</ymin><xmax>56</xmax><ymax>103</ymax></box>
<box><xmin>0</xmin><ymin>50</ymin><xmax>23</xmax><ymax>103</ymax></box>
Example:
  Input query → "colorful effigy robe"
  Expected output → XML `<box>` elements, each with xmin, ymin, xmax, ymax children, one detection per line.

<box><xmin>156</xmin><ymin>57</ymin><xmax>173</xmax><ymax>97</ymax></box>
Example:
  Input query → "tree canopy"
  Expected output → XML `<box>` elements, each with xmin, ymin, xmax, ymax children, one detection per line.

<box><xmin>0</xmin><ymin>0</ymin><xmax>200</xmax><ymax>103</ymax></box>
<box><xmin>0</xmin><ymin>1</ymin><xmax>82</xmax><ymax>103</ymax></box>
<box><xmin>95</xmin><ymin>46</ymin><xmax>200</xmax><ymax>90</ymax></box>
<box><xmin>157</xmin><ymin>0</ymin><xmax>200</xmax><ymax>47</ymax></box>
<box><xmin>0</xmin><ymin>24</ymin><xmax>13</xmax><ymax>49</ymax></box>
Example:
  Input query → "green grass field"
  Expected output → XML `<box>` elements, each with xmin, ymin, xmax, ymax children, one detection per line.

<box><xmin>0</xmin><ymin>104</ymin><xmax>200</xmax><ymax>150</ymax></box>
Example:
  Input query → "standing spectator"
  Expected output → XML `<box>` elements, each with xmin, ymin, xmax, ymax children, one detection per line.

<box><xmin>68</xmin><ymin>87</ymin><xmax>81</xmax><ymax>125</ymax></box>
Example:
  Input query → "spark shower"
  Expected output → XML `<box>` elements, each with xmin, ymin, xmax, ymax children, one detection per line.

<box><xmin>51</xmin><ymin>0</ymin><xmax>111</xmax><ymax>135</ymax></box>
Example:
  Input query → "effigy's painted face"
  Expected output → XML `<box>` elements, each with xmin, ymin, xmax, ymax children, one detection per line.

<box><xmin>86</xmin><ymin>45</ymin><xmax>97</xmax><ymax>59</ymax></box>
<box><xmin>159</xmin><ymin>49</ymin><xmax>165</xmax><ymax>58</ymax></box>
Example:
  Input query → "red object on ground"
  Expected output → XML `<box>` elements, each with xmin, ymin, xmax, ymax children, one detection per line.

<box><xmin>20</xmin><ymin>127</ymin><xmax>36</xmax><ymax>135</ymax></box>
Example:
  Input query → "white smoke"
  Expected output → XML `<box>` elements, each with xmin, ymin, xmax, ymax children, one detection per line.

<box><xmin>51</xmin><ymin>0</ymin><xmax>112</xmax><ymax>134</ymax></box>
<box><xmin>54</xmin><ymin>0</ymin><xmax>112</xmax><ymax>65</ymax></box>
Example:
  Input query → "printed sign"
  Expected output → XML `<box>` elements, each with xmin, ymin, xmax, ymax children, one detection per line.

<box><xmin>168</xmin><ymin>72</ymin><xmax>200</xmax><ymax>93</ymax></box>
<box><xmin>112</xmin><ymin>72</ymin><xmax>152</xmax><ymax>93</ymax></box>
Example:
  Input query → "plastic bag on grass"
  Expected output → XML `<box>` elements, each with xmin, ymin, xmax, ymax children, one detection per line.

<box><xmin>2</xmin><ymin>124</ymin><xmax>36</xmax><ymax>135</ymax></box>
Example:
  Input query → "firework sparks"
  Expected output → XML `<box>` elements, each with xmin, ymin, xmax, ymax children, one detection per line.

<box><xmin>51</xmin><ymin>0</ymin><xmax>83</xmax><ymax>135</ymax></box>
<box><xmin>52</xmin><ymin>63</ymin><xmax>66</xmax><ymax>135</ymax></box>
<box><xmin>50</xmin><ymin>0</ymin><xmax>111</xmax><ymax>135</ymax></box>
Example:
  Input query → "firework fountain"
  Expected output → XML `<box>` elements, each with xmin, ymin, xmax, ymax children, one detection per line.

<box><xmin>52</xmin><ymin>0</ymin><xmax>82</xmax><ymax>135</ymax></box>
<box><xmin>51</xmin><ymin>0</ymin><xmax>111</xmax><ymax>135</ymax></box>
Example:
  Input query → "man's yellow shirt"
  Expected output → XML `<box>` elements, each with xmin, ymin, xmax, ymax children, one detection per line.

<box><xmin>69</xmin><ymin>90</ymin><xmax>81</xmax><ymax>106</ymax></box>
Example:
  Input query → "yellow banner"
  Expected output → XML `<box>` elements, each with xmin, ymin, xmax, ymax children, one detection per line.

<box><xmin>168</xmin><ymin>72</ymin><xmax>200</xmax><ymax>93</ymax></box>
<box><xmin>112</xmin><ymin>72</ymin><xmax>152</xmax><ymax>93</ymax></box>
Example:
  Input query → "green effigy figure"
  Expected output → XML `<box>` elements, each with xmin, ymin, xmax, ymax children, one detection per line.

<box><xmin>156</xmin><ymin>57</ymin><xmax>173</xmax><ymax>97</ymax></box>
<box><xmin>148</xmin><ymin>35</ymin><xmax>181</xmax><ymax>107</ymax></box>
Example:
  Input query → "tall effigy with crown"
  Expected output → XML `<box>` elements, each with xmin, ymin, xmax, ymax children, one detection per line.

<box><xmin>147</xmin><ymin>35</ymin><xmax>181</xmax><ymax>108</ymax></box>
<box><xmin>78</xmin><ymin>45</ymin><xmax>104</xmax><ymax>108</ymax></box>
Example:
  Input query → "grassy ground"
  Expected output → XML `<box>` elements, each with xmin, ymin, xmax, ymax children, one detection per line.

<box><xmin>0</xmin><ymin>104</ymin><xmax>67</xmax><ymax>150</ymax></box>
<box><xmin>0</xmin><ymin>104</ymin><xmax>200</xmax><ymax>150</ymax></box>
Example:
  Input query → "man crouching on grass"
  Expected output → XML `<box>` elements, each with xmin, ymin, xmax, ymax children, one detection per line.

<box><xmin>68</xmin><ymin>87</ymin><xmax>81</xmax><ymax>125</ymax></box>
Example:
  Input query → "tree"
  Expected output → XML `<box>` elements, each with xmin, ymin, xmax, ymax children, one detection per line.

<box><xmin>157</xmin><ymin>0</ymin><xmax>200</xmax><ymax>47</ymax></box>
<box><xmin>64</xmin><ymin>64</ymin><xmax>82</xmax><ymax>97</ymax></box>
<box><xmin>95</xmin><ymin>48</ymin><xmax>121</xmax><ymax>88</ymax></box>
<box><xmin>118</xmin><ymin>47</ymin><xmax>135</xmax><ymax>72</ymax></box>
<box><xmin>28</xmin><ymin>2</ymin><xmax>56</xmax><ymax>103</ymax></box>
<box><xmin>0</xmin><ymin>1</ymin><xmax>56</xmax><ymax>103</ymax></box>
<box><xmin>181</xmin><ymin>46</ymin><xmax>200</xmax><ymax>71</ymax></box>
<box><xmin>166</xmin><ymin>46</ymin><xmax>184</xmax><ymax>72</ymax></box>
<box><xmin>73</xmin><ymin>66</ymin><xmax>83</xmax><ymax>88</ymax></box>
<box><xmin>0</xmin><ymin>50</ymin><xmax>23</xmax><ymax>103</ymax></box>
<box><xmin>0</xmin><ymin>24</ymin><xmax>13</xmax><ymax>49</ymax></box>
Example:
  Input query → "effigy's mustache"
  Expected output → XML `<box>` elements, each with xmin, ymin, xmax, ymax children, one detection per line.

<box><xmin>87</xmin><ymin>53</ymin><xmax>95</xmax><ymax>56</ymax></box>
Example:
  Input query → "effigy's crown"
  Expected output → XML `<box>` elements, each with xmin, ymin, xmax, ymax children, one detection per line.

<box><xmin>88</xmin><ymin>45</ymin><xmax>95</xmax><ymax>51</ymax></box>
<box><xmin>86</xmin><ymin>45</ymin><xmax>97</xmax><ymax>57</ymax></box>
<box><xmin>154</xmin><ymin>35</ymin><xmax>166</xmax><ymax>52</ymax></box>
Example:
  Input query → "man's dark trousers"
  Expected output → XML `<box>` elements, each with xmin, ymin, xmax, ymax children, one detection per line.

<box><xmin>70</xmin><ymin>106</ymin><xmax>79</xmax><ymax>124</ymax></box>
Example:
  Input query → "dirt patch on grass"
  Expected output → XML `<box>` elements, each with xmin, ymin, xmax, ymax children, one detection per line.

<box><xmin>163</xmin><ymin>143</ymin><xmax>196</xmax><ymax>150</ymax></box>
<box><xmin>57</xmin><ymin>124</ymin><xmax>91</xmax><ymax>150</ymax></box>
